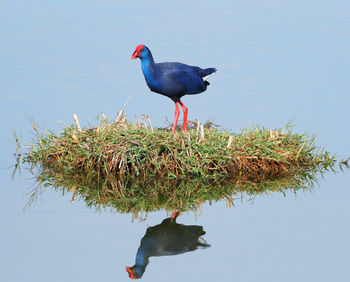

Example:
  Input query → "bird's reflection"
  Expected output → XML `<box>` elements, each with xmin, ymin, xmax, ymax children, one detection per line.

<box><xmin>126</xmin><ymin>212</ymin><xmax>210</xmax><ymax>279</ymax></box>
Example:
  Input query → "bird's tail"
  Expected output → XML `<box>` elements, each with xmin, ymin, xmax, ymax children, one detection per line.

<box><xmin>202</xmin><ymin>68</ymin><xmax>217</xmax><ymax>77</ymax></box>
<box><xmin>201</xmin><ymin>68</ymin><xmax>217</xmax><ymax>78</ymax></box>
<box><xmin>201</xmin><ymin>68</ymin><xmax>216</xmax><ymax>86</ymax></box>
<box><xmin>194</xmin><ymin>67</ymin><xmax>217</xmax><ymax>79</ymax></box>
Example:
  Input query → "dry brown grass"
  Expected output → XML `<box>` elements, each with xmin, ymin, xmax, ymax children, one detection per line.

<box><xmin>23</xmin><ymin>115</ymin><xmax>335</xmax><ymax>180</ymax></box>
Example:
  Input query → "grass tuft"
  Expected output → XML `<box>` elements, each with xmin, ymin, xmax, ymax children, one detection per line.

<box><xmin>17</xmin><ymin>113</ymin><xmax>341</xmax><ymax>215</ymax></box>
<box><xmin>22</xmin><ymin>115</ymin><xmax>336</xmax><ymax>179</ymax></box>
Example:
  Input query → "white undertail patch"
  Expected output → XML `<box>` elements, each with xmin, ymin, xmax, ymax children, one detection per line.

<box><xmin>197</xmin><ymin>236</ymin><xmax>208</xmax><ymax>245</ymax></box>
<box><xmin>202</xmin><ymin>75</ymin><xmax>212</xmax><ymax>81</ymax></box>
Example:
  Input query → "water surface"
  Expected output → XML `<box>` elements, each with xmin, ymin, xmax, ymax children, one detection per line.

<box><xmin>1</xmin><ymin>1</ymin><xmax>349</xmax><ymax>281</ymax></box>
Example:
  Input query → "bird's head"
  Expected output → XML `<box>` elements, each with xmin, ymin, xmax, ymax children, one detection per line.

<box><xmin>126</xmin><ymin>266</ymin><xmax>138</xmax><ymax>279</ymax></box>
<box><xmin>125</xmin><ymin>265</ymin><xmax>145</xmax><ymax>279</ymax></box>
<box><xmin>131</xmin><ymin>44</ymin><xmax>150</xmax><ymax>60</ymax></box>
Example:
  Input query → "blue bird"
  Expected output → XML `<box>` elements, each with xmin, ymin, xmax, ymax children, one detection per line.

<box><xmin>132</xmin><ymin>44</ymin><xmax>216</xmax><ymax>133</ymax></box>
<box><xmin>126</xmin><ymin>213</ymin><xmax>210</xmax><ymax>279</ymax></box>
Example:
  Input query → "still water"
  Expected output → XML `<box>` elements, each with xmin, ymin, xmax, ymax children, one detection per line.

<box><xmin>1</xmin><ymin>1</ymin><xmax>349</xmax><ymax>281</ymax></box>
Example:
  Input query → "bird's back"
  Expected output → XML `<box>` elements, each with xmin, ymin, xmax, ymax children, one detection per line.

<box><xmin>145</xmin><ymin>62</ymin><xmax>215</xmax><ymax>100</ymax></box>
<box><xmin>140</xmin><ymin>218</ymin><xmax>208</xmax><ymax>257</ymax></box>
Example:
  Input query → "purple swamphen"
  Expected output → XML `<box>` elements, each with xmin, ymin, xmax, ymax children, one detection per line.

<box><xmin>126</xmin><ymin>213</ymin><xmax>210</xmax><ymax>279</ymax></box>
<box><xmin>132</xmin><ymin>44</ymin><xmax>216</xmax><ymax>133</ymax></box>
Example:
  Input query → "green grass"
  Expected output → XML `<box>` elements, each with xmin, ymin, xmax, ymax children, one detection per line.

<box><xmin>26</xmin><ymin>165</ymin><xmax>322</xmax><ymax>215</ymax></box>
<box><xmin>22</xmin><ymin>117</ymin><xmax>336</xmax><ymax>180</ymax></box>
<box><xmin>18</xmin><ymin>114</ymin><xmax>339</xmax><ymax>215</ymax></box>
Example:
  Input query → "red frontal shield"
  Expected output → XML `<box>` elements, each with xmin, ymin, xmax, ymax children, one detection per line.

<box><xmin>131</xmin><ymin>44</ymin><xmax>144</xmax><ymax>59</ymax></box>
<box><xmin>126</xmin><ymin>266</ymin><xmax>138</xmax><ymax>279</ymax></box>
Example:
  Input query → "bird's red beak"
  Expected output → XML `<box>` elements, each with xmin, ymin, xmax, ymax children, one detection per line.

<box><xmin>131</xmin><ymin>50</ymin><xmax>140</xmax><ymax>60</ymax></box>
<box><xmin>131</xmin><ymin>44</ymin><xmax>145</xmax><ymax>60</ymax></box>
<box><xmin>126</xmin><ymin>266</ymin><xmax>138</xmax><ymax>279</ymax></box>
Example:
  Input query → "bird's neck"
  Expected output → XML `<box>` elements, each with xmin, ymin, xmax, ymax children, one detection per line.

<box><xmin>142</xmin><ymin>51</ymin><xmax>155</xmax><ymax>64</ymax></box>
<box><xmin>135</xmin><ymin>240</ymin><xmax>151</xmax><ymax>266</ymax></box>
<box><xmin>135</xmin><ymin>253</ymin><xmax>149</xmax><ymax>267</ymax></box>
<box><xmin>132</xmin><ymin>244</ymin><xmax>150</xmax><ymax>278</ymax></box>
<box><xmin>140</xmin><ymin>53</ymin><xmax>155</xmax><ymax>76</ymax></box>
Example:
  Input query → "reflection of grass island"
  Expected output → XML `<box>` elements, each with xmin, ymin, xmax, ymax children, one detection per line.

<box><xmin>26</xmin><ymin>168</ymin><xmax>325</xmax><ymax>215</ymax></box>
<box><xmin>23</xmin><ymin>114</ymin><xmax>335</xmax><ymax>180</ymax></box>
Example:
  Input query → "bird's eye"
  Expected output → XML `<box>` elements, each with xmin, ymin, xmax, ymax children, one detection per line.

<box><xmin>141</xmin><ymin>48</ymin><xmax>144</xmax><ymax>52</ymax></box>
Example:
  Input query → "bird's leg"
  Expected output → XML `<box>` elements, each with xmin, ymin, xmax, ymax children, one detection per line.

<box><xmin>171</xmin><ymin>210</ymin><xmax>180</xmax><ymax>220</ymax></box>
<box><xmin>172</xmin><ymin>102</ymin><xmax>180</xmax><ymax>133</ymax></box>
<box><xmin>178</xmin><ymin>100</ymin><xmax>188</xmax><ymax>132</ymax></box>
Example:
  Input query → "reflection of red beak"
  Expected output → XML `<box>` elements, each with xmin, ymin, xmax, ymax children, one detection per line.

<box><xmin>126</xmin><ymin>266</ymin><xmax>138</xmax><ymax>279</ymax></box>
<box><xmin>131</xmin><ymin>44</ymin><xmax>145</xmax><ymax>60</ymax></box>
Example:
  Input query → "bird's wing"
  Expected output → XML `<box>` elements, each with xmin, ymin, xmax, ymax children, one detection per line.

<box><xmin>155</xmin><ymin>62</ymin><xmax>207</xmax><ymax>94</ymax></box>
<box><xmin>170</xmin><ymin>69</ymin><xmax>206</xmax><ymax>94</ymax></box>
